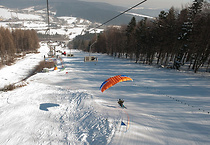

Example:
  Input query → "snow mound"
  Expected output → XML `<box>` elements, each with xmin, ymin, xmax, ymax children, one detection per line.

<box><xmin>0</xmin><ymin>82</ymin><xmax>115</xmax><ymax>144</ymax></box>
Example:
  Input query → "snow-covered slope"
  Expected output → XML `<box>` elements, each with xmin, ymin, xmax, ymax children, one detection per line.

<box><xmin>0</xmin><ymin>44</ymin><xmax>49</xmax><ymax>89</ymax></box>
<box><xmin>0</xmin><ymin>44</ymin><xmax>210</xmax><ymax>144</ymax></box>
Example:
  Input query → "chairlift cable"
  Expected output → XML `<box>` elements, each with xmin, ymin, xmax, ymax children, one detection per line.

<box><xmin>92</xmin><ymin>0</ymin><xmax>147</xmax><ymax>31</ymax></box>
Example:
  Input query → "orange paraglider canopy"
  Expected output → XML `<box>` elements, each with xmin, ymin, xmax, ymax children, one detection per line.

<box><xmin>100</xmin><ymin>75</ymin><xmax>133</xmax><ymax>92</ymax></box>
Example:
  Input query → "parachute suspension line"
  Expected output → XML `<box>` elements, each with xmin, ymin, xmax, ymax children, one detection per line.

<box><xmin>124</xmin><ymin>109</ymin><xmax>130</xmax><ymax>131</ymax></box>
<box><xmin>118</xmin><ymin>107</ymin><xmax>130</xmax><ymax>132</ymax></box>
<box><xmin>90</xmin><ymin>0</ymin><xmax>147</xmax><ymax>32</ymax></box>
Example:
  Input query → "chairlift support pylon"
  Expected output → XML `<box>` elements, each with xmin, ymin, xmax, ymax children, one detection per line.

<box><xmin>45</xmin><ymin>0</ymin><xmax>50</xmax><ymax>36</ymax></box>
<box><xmin>84</xmin><ymin>29</ymin><xmax>98</xmax><ymax>62</ymax></box>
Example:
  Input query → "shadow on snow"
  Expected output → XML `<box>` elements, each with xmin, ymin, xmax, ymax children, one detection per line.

<box><xmin>39</xmin><ymin>103</ymin><xmax>60</xmax><ymax>111</ymax></box>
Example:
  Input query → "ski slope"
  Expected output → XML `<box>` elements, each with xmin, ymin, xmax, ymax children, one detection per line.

<box><xmin>0</xmin><ymin>43</ymin><xmax>210</xmax><ymax>145</ymax></box>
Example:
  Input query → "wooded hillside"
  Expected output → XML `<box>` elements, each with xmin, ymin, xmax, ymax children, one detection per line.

<box><xmin>0</xmin><ymin>27</ymin><xmax>39</xmax><ymax>66</ymax></box>
<box><xmin>73</xmin><ymin>0</ymin><xmax>210</xmax><ymax>73</ymax></box>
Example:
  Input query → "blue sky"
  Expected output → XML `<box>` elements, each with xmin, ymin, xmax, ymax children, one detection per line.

<box><xmin>82</xmin><ymin>0</ymin><xmax>194</xmax><ymax>9</ymax></box>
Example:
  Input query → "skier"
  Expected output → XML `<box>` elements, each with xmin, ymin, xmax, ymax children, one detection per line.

<box><xmin>118</xmin><ymin>99</ymin><xmax>124</xmax><ymax>108</ymax></box>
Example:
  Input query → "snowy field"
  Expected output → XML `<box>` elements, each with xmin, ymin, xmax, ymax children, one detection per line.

<box><xmin>0</xmin><ymin>7</ymin><xmax>103</xmax><ymax>41</ymax></box>
<box><xmin>0</xmin><ymin>7</ymin><xmax>43</xmax><ymax>20</ymax></box>
<box><xmin>0</xmin><ymin>43</ymin><xmax>210</xmax><ymax>145</ymax></box>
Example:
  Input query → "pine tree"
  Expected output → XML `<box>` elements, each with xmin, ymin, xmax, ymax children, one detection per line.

<box><xmin>125</xmin><ymin>17</ymin><xmax>136</xmax><ymax>59</ymax></box>
<box><xmin>156</xmin><ymin>10</ymin><xmax>167</xmax><ymax>65</ymax></box>
<box><xmin>135</xmin><ymin>19</ymin><xmax>146</xmax><ymax>63</ymax></box>
<box><xmin>189</xmin><ymin>0</ymin><xmax>204</xmax><ymax>19</ymax></box>
<box><xmin>174</xmin><ymin>8</ymin><xmax>191</xmax><ymax>70</ymax></box>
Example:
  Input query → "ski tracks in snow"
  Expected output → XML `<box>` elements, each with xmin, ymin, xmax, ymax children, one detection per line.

<box><xmin>0</xmin><ymin>81</ymin><xmax>116</xmax><ymax>145</ymax></box>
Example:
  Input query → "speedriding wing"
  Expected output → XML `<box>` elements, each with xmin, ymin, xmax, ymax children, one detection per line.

<box><xmin>100</xmin><ymin>75</ymin><xmax>133</xmax><ymax>92</ymax></box>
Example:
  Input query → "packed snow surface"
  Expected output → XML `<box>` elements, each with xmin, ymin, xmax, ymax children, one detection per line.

<box><xmin>0</xmin><ymin>43</ymin><xmax>210</xmax><ymax>145</ymax></box>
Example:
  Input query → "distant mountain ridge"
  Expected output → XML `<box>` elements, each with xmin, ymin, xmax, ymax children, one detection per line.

<box><xmin>54</xmin><ymin>1</ymin><xmax>135</xmax><ymax>25</ymax></box>
<box><xmin>0</xmin><ymin>0</ymin><xmax>160</xmax><ymax>25</ymax></box>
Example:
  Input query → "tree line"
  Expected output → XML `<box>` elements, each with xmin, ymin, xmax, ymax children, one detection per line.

<box><xmin>0</xmin><ymin>27</ymin><xmax>39</xmax><ymax>66</ymax></box>
<box><xmin>73</xmin><ymin>0</ymin><xmax>210</xmax><ymax>73</ymax></box>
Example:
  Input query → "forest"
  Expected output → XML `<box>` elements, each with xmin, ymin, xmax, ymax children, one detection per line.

<box><xmin>73</xmin><ymin>0</ymin><xmax>210</xmax><ymax>73</ymax></box>
<box><xmin>0</xmin><ymin>27</ymin><xmax>39</xmax><ymax>66</ymax></box>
